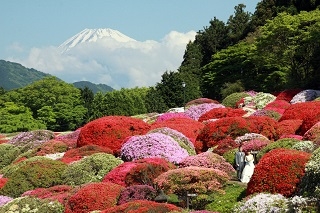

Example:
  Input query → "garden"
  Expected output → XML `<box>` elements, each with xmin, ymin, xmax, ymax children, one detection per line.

<box><xmin>0</xmin><ymin>89</ymin><xmax>320</xmax><ymax>212</ymax></box>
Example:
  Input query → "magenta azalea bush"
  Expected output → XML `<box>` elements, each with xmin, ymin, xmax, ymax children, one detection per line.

<box><xmin>184</xmin><ymin>103</ymin><xmax>225</xmax><ymax>121</ymax></box>
<box><xmin>0</xmin><ymin>195</ymin><xmax>13</xmax><ymax>207</ymax></box>
<box><xmin>234</xmin><ymin>133</ymin><xmax>269</xmax><ymax>145</ymax></box>
<box><xmin>241</xmin><ymin>139</ymin><xmax>270</xmax><ymax>152</ymax></box>
<box><xmin>120</xmin><ymin>133</ymin><xmax>189</xmax><ymax>164</ymax></box>
<box><xmin>117</xmin><ymin>185</ymin><xmax>157</xmax><ymax>205</ymax></box>
<box><xmin>155</xmin><ymin>112</ymin><xmax>189</xmax><ymax>122</ymax></box>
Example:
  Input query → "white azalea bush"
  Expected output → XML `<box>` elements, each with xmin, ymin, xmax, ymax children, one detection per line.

<box><xmin>290</xmin><ymin>89</ymin><xmax>320</xmax><ymax>104</ymax></box>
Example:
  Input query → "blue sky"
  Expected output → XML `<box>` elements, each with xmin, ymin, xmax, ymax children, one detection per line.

<box><xmin>0</xmin><ymin>0</ymin><xmax>261</xmax><ymax>89</ymax></box>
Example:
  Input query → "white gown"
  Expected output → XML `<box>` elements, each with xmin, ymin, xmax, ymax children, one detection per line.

<box><xmin>240</xmin><ymin>154</ymin><xmax>255</xmax><ymax>183</ymax></box>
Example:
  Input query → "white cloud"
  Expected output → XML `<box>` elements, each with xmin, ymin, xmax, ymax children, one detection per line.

<box><xmin>7</xmin><ymin>30</ymin><xmax>196</xmax><ymax>90</ymax></box>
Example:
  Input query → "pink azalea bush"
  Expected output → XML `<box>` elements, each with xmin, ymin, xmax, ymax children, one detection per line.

<box><xmin>184</xmin><ymin>103</ymin><xmax>225</xmax><ymax>121</ymax></box>
<box><xmin>241</xmin><ymin>139</ymin><xmax>270</xmax><ymax>152</ymax></box>
<box><xmin>54</xmin><ymin>129</ymin><xmax>81</xmax><ymax>148</ymax></box>
<box><xmin>120</xmin><ymin>133</ymin><xmax>189</xmax><ymax>164</ymax></box>
<box><xmin>117</xmin><ymin>185</ymin><xmax>157</xmax><ymax>205</ymax></box>
<box><xmin>0</xmin><ymin>195</ymin><xmax>13</xmax><ymax>207</ymax></box>
<box><xmin>234</xmin><ymin>133</ymin><xmax>269</xmax><ymax>145</ymax></box>
<box><xmin>156</xmin><ymin>112</ymin><xmax>189</xmax><ymax>122</ymax></box>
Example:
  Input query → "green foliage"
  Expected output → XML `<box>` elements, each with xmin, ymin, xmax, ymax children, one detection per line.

<box><xmin>206</xmin><ymin>182</ymin><xmax>246</xmax><ymax>213</ymax></box>
<box><xmin>73</xmin><ymin>80</ymin><xmax>114</xmax><ymax>93</ymax></box>
<box><xmin>62</xmin><ymin>153</ymin><xmax>123</xmax><ymax>186</ymax></box>
<box><xmin>0</xmin><ymin>196</ymin><xmax>64</xmax><ymax>213</ymax></box>
<box><xmin>0</xmin><ymin>144</ymin><xmax>21</xmax><ymax>170</ymax></box>
<box><xmin>0</xmin><ymin>102</ymin><xmax>46</xmax><ymax>133</ymax></box>
<box><xmin>145</xmin><ymin>87</ymin><xmax>168</xmax><ymax>113</ymax></box>
<box><xmin>220</xmin><ymin>80</ymin><xmax>245</xmax><ymax>99</ymax></box>
<box><xmin>0</xmin><ymin>156</ymin><xmax>67</xmax><ymax>198</ymax></box>
<box><xmin>223</xmin><ymin>148</ymin><xmax>238</xmax><ymax>166</ymax></box>
<box><xmin>221</xmin><ymin>92</ymin><xmax>250</xmax><ymax>108</ymax></box>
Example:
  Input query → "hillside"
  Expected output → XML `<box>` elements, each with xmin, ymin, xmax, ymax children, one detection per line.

<box><xmin>72</xmin><ymin>81</ymin><xmax>114</xmax><ymax>93</ymax></box>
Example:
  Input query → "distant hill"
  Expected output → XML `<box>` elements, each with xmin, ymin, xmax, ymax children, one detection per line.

<box><xmin>73</xmin><ymin>81</ymin><xmax>114</xmax><ymax>93</ymax></box>
<box><xmin>0</xmin><ymin>60</ymin><xmax>51</xmax><ymax>90</ymax></box>
<box><xmin>0</xmin><ymin>60</ymin><xmax>114</xmax><ymax>93</ymax></box>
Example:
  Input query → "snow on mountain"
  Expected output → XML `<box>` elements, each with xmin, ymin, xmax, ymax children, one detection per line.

<box><xmin>58</xmin><ymin>28</ymin><xmax>136</xmax><ymax>53</ymax></box>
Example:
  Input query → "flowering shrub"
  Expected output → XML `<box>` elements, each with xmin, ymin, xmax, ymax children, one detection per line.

<box><xmin>245</xmin><ymin>116</ymin><xmax>278</xmax><ymax>140</ymax></box>
<box><xmin>64</xmin><ymin>182</ymin><xmax>124</xmax><ymax>213</ymax></box>
<box><xmin>241</xmin><ymin>139</ymin><xmax>270</xmax><ymax>152</ymax></box>
<box><xmin>0</xmin><ymin>196</ymin><xmax>64</xmax><ymax>212</ymax></box>
<box><xmin>221</xmin><ymin>92</ymin><xmax>250</xmax><ymax>108</ymax></box>
<box><xmin>292</xmin><ymin>140</ymin><xmax>315</xmax><ymax>153</ymax></box>
<box><xmin>155</xmin><ymin>112</ymin><xmax>189</xmax><ymax>122</ymax></box>
<box><xmin>233</xmin><ymin>193</ymin><xmax>289</xmax><ymax>213</ymax></box>
<box><xmin>77</xmin><ymin>116</ymin><xmax>150</xmax><ymax>155</ymax></box>
<box><xmin>211</xmin><ymin>137</ymin><xmax>238</xmax><ymax>155</ymax></box>
<box><xmin>198</xmin><ymin>107</ymin><xmax>246</xmax><ymax>122</ymax></box>
<box><xmin>234</xmin><ymin>133</ymin><xmax>269</xmax><ymax>144</ymax></box>
<box><xmin>279</xmin><ymin>101</ymin><xmax>320</xmax><ymax>135</ymax></box>
<box><xmin>275</xmin><ymin>89</ymin><xmax>302</xmax><ymax>102</ymax></box>
<box><xmin>60</xmin><ymin>144</ymin><xmax>113</xmax><ymax>164</ymax></box>
<box><xmin>103</xmin><ymin>158</ymin><xmax>175</xmax><ymax>187</ymax></box>
<box><xmin>250</xmin><ymin>109</ymin><xmax>281</xmax><ymax>121</ymax></box>
<box><xmin>61</xmin><ymin>153</ymin><xmax>123</xmax><ymax>186</ymax></box>
<box><xmin>290</xmin><ymin>89</ymin><xmax>320</xmax><ymax>104</ymax></box>
<box><xmin>117</xmin><ymin>185</ymin><xmax>157</xmax><ymax>205</ymax></box>
<box><xmin>0</xmin><ymin>177</ymin><xmax>8</xmax><ymax>189</ymax></box>
<box><xmin>244</xmin><ymin>92</ymin><xmax>276</xmax><ymax>109</ymax></box>
<box><xmin>35</xmin><ymin>140</ymin><xmax>68</xmax><ymax>156</ymax></box>
<box><xmin>184</xmin><ymin>103</ymin><xmax>225</xmax><ymax>121</ymax></box>
<box><xmin>279</xmin><ymin>134</ymin><xmax>303</xmax><ymax>140</ymax></box>
<box><xmin>8</xmin><ymin>130</ymin><xmax>55</xmax><ymax>152</ymax></box>
<box><xmin>0</xmin><ymin>156</ymin><xmax>67</xmax><ymax>198</ymax></box>
<box><xmin>148</xmin><ymin>127</ymin><xmax>196</xmax><ymax>155</ymax></box>
<box><xmin>154</xmin><ymin>166</ymin><xmax>229</xmax><ymax>195</ymax></box>
<box><xmin>247</xmin><ymin>148</ymin><xmax>311</xmax><ymax>197</ymax></box>
<box><xmin>186</xmin><ymin>98</ymin><xmax>219</xmax><ymax>108</ymax></box>
<box><xmin>264</xmin><ymin>100</ymin><xmax>291</xmax><ymax>115</ymax></box>
<box><xmin>21</xmin><ymin>185</ymin><xmax>77</xmax><ymax>206</ymax></box>
<box><xmin>0</xmin><ymin>195</ymin><xmax>13</xmax><ymax>207</ymax></box>
<box><xmin>151</xmin><ymin>117</ymin><xmax>204</xmax><ymax>143</ymax></box>
<box><xmin>120</xmin><ymin>133</ymin><xmax>189</xmax><ymax>164</ymax></box>
<box><xmin>0</xmin><ymin>134</ymin><xmax>9</xmax><ymax>144</ymax></box>
<box><xmin>303</xmin><ymin>121</ymin><xmax>320</xmax><ymax>143</ymax></box>
<box><xmin>276</xmin><ymin>119</ymin><xmax>303</xmax><ymax>137</ymax></box>
<box><xmin>54</xmin><ymin>129</ymin><xmax>81</xmax><ymax>148</ymax></box>
<box><xmin>298</xmin><ymin>147</ymin><xmax>320</xmax><ymax>198</ymax></box>
<box><xmin>179</xmin><ymin>152</ymin><xmax>235</xmax><ymax>177</ymax></box>
<box><xmin>101</xmin><ymin>200</ymin><xmax>181</xmax><ymax>213</ymax></box>
<box><xmin>0</xmin><ymin>143</ymin><xmax>21</xmax><ymax>169</ymax></box>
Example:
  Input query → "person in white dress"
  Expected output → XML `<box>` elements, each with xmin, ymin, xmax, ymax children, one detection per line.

<box><xmin>240</xmin><ymin>151</ymin><xmax>255</xmax><ymax>183</ymax></box>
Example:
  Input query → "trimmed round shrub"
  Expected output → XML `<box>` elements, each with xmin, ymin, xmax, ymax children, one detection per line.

<box><xmin>61</xmin><ymin>153</ymin><xmax>123</xmax><ymax>186</ymax></box>
<box><xmin>233</xmin><ymin>193</ymin><xmax>289</xmax><ymax>213</ymax></box>
<box><xmin>276</xmin><ymin>119</ymin><xmax>303</xmax><ymax>137</ymax></box>
<box><xmin>184</xmin><ymin>103</ymin><xmax>225</xmax><ymax>121</ymax></box>
<box><xmin>244</xmin><ymin>92</ymin><xmax>276</xmax><ymax>109</ymax></box>
<box><xmin>120</xmin><ymin>133</ymin><xmax>189</xmax><ymax>164</ymax></box>
<box><xmin>247</xmin><ymin>148</ymin><xmax>311</xmax><ymax>197</ymax></box>
<box><xmin>117</xmin><ymin>185</ymin><xmax>157</xmax><ymax>205</ymax></box>
<box><xmin>234</xmin><ymin>133</ymin><xmax>269</xmax><ymax>145</ymax></box>
<box><xmin>275</xmin><ymin>89</ymin><xmax>302</xmax><ymax>102</ymax></box>
<box><xmin>35</xmin><ymin>140</ymin><xmax>68</xmax><ymax>156</ymax></box>
<box><xmin>303</xmin><ymin>121</ymin><xmax>320</xmax><ymax>143</ymax></box>
<box><xmin>264</xmin><ymin>100</ymin><xmax>291</xmax><ymax>114</ymax></box>
<box><xmin>101</xmin><ymin>200</ymin><xmax>181</xmax><ymax>213</ymax></box>
<box><xmin>279</xmin><ymin>101</ymin><xmax>320</xmax><ymax>135</ymax></box>
<box><xmin>179</xmin><ymin>152</ymin><xmax>235</xmax><ymax>177</ymax></box>
<box><xmin>151</xmin><ymin>117</ymin><xmax>204</xmax><ymax>143</ymax></box>
<box><xmin>250</xmin><ymin>109</ymin><xmax>281</xmax><ymax>121</ymax></box>
<box><xmin>77</xmin><ymin>116</ymin><xmax>150</xmax><ymax>155</ymax></box>
<box><xmin>148</xmin><ymin>127</ymin><xmax>196</xmax><ymax>155</ymax></box>
<box><xmin>290</xmin><ymin>89</ymin><xmax>320</xmax><ymax>104</ymax></box>
<box><xmin>211</xmin><ymin>137</ymin><xmax>238</xmax><ymax>155</ymax></box>
<box><xmin>64</xmin><ymin>182</ymin><xmax>124</xmax><ymax>213</ymax></box>
<box><xmin>198</xmin><ymin>107</ymin><xmax>246</xmax><ymax>122</ymax></box>
<box><xmin>60</xmin><ymin>144</ymin><xmax>113</xmax><ymax>164</ymax></box>
<box><xmin>241</xmin><ymin>139</ymin><xmax>270</xmax><ymax>153</ymax></box>
<box><xmin>0</xmin><ymin>196</ymin><xmax>64</xmax><ymax>212</ymax></box>
<box><xmin>245</xmin><ymin>116</ymin><xmax>278</xmax><ymax>140</ymax></box>
<box><xmin>154</xmin><ymin>166</ymin><xmax>229</xmax><ymax>196</ymax></box>
<box><xmin>102</xmin><ymin>161</ymin><xmax>137</xmax><ymax>186</ymax></box>
<box><xmin>186</xmin><ymin>98</ymin><xmax>219</xmax><ymax>108</ymax></box>
<box><xmin>0</xmin><ymin>144</ymin><xmax>21</xmax><ymax>170</ymax></box>
<box><xmin>156</xmin><ymin>112</ymin><xmax>189</xmax><ymax>122</ymax></box>
<box><xmin>298</xmin><ymin>147</ymin><xmax>320</xmax><ymax>198</ymax></box>
<box><xmin>0</xmin><ymin>195</ymin><xmax>13</xmax><ymax>207</ymax></box>
<box><xmin>8</xmin><ymin>130</ymin><xmax>55</xmax><ymax>152</ymax></box>
<box><xmin>55</xmin><ymin>129</ymin><xmax>81</xmax><ymax>148</ymax></box>
<box><xmin>222</xmin><ymin>92</ymin><xmax>250</xmax><ymax>108</ymax></box>
<box><xmin>292</xmin><ymin>140</ymin><xmax>315</xmax><ymax>153</ymax></box>
<box><xmin>0</xmin><ymin>156</ymin><xmax>67</xmax><ymax>198</ymax></box>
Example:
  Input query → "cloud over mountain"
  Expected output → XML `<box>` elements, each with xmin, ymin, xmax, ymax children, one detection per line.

<box><xmin>8</xmin><ymin>28</ymin><xmax>196</xmax><ymax>89</ymax></box>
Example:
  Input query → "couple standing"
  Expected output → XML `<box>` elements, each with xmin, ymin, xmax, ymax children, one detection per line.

<box><xmin>235</xmin><ymin>145</ymin><xmax>255</xmax><ymax>183</ymax></box>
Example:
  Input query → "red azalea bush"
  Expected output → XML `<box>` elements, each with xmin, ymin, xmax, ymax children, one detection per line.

<box><xmin>101</xmin><ymin>200</ymin><xmax>181</xmax><ymax>213</ymax></box>
<box><xmin>211</xmin><ymin>138</ymin><xmax>238</xmax><ymax>155</ymax></box>
<box><xmin>36</xmin><ymin>140</ymin><xmax>68</xmax><ymax>156</ymax></box>
<box><xmin>65</xmin><ymin>182</ymin><xmax>124</xmax><ymax>213</ymax></box>
<box><xmin>77</xmin><ymin>116</ymin><xmax>151</xmax><ymax>155</ymax></box>
<box><xmin>179</xmin><ymin>152</ymin><xmax>235</xmax><ymax>177</ymax></box>
<box><xmin>279</xmin><ymin>101</ymin><xmax>320</xmax><ymax>135</ymax></box>
<box><xmin>276</xmin><ymin>119</ymin><xmax>303</xmax><ymax>137</ymax></box>
<box><xmin>275</xmin><ymin>89</ymin><xmax>302</xmax><ymax>102</ymax></box>
<box><xmin>303</xmin><ymin>121</ymin><xmax>320</xmax><ymax>142</ymax></box>
<box><xmin>0</xmin><ymin>134</ymin><xmax>8</xmax><ymax>144</ymax></box>
<box><xmin>264</xmin><ymin>100</ymin><xmax>291</xmax><ymax>114</ymax></box>
<box><xmin>117</xmin><ymin>185</ymin><xmax>157</xmax><ymax>205</ymax></box>
<box><xmin>151</xmin><ymin>117</ymin><xmax>204</xmax><ymax>144</ymax></box>
<box><xmin>198</xmin><ymin>108</ymin><xmax>246</xmax><ymax>122</ymax></box>
<box><xmin>247</xmin><ymin>148</ymin><xmax>311</xmax><ymax>197</ymax></box>
<box><xmin>0</xmin><ymin>177</ymin><xmax>8</xmax><ymax>189</ymax></box>
<box><xmin>245</xmin><ymin>116</ymin><xmax>278</xmax><ymax>140</ymax></box>
<box><xmin>60</xmin><ymin>144</ymin><xmax>113</xmax><ymax>164</ymax></box>
<box><xmin>102</xmin><ymin>161</ymin><xmax>137</xmax><ymax>186</ymax></box>
<box><xmin>155</xmin><ymin>112</ymin><xmax>189</xmax><ymax>122</ymax></box>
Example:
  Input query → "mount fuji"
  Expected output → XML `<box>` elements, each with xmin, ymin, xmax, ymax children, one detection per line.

<box><xmin>58</xmin><ymin>28</ymin><xmax>136</xmax><ymax>53</ymax></box>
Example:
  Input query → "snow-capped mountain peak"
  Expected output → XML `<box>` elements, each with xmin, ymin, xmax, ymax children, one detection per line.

<box><xmin>58</xmin><ymin>28</ymin><xmax>136</xmax><ymax>52</ymax></box>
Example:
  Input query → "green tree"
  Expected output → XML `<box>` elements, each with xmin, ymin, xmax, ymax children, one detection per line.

<box><xmin>79</xmin><ymin>86</ymin><xmax>94</xmax><ymax>123</ymax></box>
<box><xmin>145</xmin><ymin>87</ymin><xmax>168</xmax><ymax>113</ymax></box>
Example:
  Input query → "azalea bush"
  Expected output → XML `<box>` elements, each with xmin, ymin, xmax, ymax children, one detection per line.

<box><xmin>210</xmin><ymin>137</ymin><xmax>238</xmax><ymax>155</ymax></box>
<box><xmin>276</xmin><ymin>119</ymin><xmax>303</xmax><ymax>137</ymax></box>
<box><xmin>148</xmin><ymin>127</ymin><xmax>196</xmax><ymax>155</ymax></box>
<box><xmin>241</xmin><ymin>138</ymin><xmax>270</xmax><ymax>152</ymax></box>
<box><xmin>221</xmin><ymin>92</ymin><xmax>250</xmax><ymax>108</ymax></box>
<box><xmin>35</xmin><ymin>140</ymin><xmax>68</xmax><ymax>156</ymax></box>
<box><xmin>0</xmin><ymin>143</ymin><xmax>21</xmax><ymax>170</ymax></box>
<box><xmin>0</xmin><ymin>156</ymin><xmax>67</xmax><ymax>198</ymax></box>
<box><xmin>117</xmin><ymin>185</ymin><xmax>157</xmax><ymax>205</ymax></box>
<box><xmin>275</xmin><ymin>89</ymin><xmax>302</xmax><ymax>102</ymax></box>
<box><xmin>247</xmin><ymin>148</ymin><xmax>311</xmax><ymax>197</ymax></box>
<box><xmin>54</xmin><ymin>129</ymin><xmax>81</xmax><ymax>148</ymax></box>
<box><xmin>0</xmin><ymin>196</ymin><xmax>64</xmax><ymax>212</ymax></box>
<box><xmin>0</xmin><ymin>195</ymin><xmax>12</xmax><ymax>207</ymax></box>
<box><xmin>61</xmin><ymin>153</ymin><xmax>123</xmax><ymax>186</ymax></box>
<box><xmin>290</xmin><ymin>89</ymin><xmax>320</xmax><ymax>104</ymax></box>
<box><xmin>64</xmin><ymin>182</ymin><xmax>124</xmax><ymax>213</ymax></box>
<box><xmin>179</xmin><ymin>152</ymin><xmax>235</xmax><ymax>177</ymax></box>
<box><xmin>292</xmin><ymin>140</ymin><xmax>315</xmax><ymax>153</ymax></box>
<box><xmin>303</xmin><ymin>121</ymin><xmax>320</xmax><ymax>143</ymax></box>
<box><xmin>101</xmin><ymin>200</ymin><xmax>181</xmax><ymax>213</ymax></box>
<box><xmin>243</xmin><ymin>92</ymin><xmax>276</xmax><ymax>109</ymax></box>
<box><xmin>120</xmin><ymin>133</ymin><xmax>189</xmax><ymax>164</ymax></box>
<box><xmin>156</xmin><ymin>112</ymin><xmax>189</xmax><ymax>122</ymax></box>
<box><xmin>198</xmin><ymin>107</ymin><xmax>246</xmax><ymax>122</ymax></box>
<box><xmin>184</xmin><ymin>103</ymin><xmax>225</xmax><ymax>121</ymax></box>
<box><xmin>234</xmin><ymin>133</ymin><xmax>269</xmax><ymax>145</ymax></box>
<box><xmin>264</xmin><ymin>99</ymin><xmax>291</xmax><ymax>114</ymax></box>
<box><xmin>250</xmin><ymin>109</ymin><xmax>281</xmax><ymax>121</ymax></box>
<box><xmin>245</xmin><ymin>116</ymin><xmax>278</xmax><ymax>140</ymax></box>
<box><xmin>185</xmin><ymin>98</ymin><xmax>219</xmax><ymax>108</ymax></box>
<box><xmin>77</xmin><ymin>116</ymin><xmax>150</xmax><ymax>155</ymax></box>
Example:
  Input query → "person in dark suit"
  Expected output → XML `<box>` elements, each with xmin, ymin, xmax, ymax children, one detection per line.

<box><xmin>235</xmin><ymin>145</ymin><xmax>245</xmax><ymax>181</ymax></box>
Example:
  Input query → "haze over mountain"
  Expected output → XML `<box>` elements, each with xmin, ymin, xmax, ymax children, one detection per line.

<box><xmin>7</xmin><ymin>28</ymin><xmax>196</xmax><ymax>89</ymax></box>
